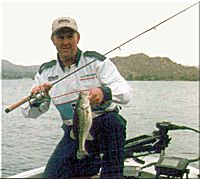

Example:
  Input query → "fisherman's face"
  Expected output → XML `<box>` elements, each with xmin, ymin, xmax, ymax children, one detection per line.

<box><xmin>51</xmin><ymin>28</ymin><xmax>80</xmax><ymax>61</ymax></box>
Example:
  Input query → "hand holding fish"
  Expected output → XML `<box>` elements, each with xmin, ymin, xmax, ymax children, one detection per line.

<box><xmin>88</xmin><ymin>88</ymin><xmax>104</xmax><ymax>105</ymax></box>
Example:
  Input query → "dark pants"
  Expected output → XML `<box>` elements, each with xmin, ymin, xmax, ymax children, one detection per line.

<box><xmin>43</xmin><ymin>112</ymin><xmax>126</xmax><ymax>178</ymax></box>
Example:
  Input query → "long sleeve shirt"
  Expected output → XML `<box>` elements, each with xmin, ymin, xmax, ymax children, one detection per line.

<box><xmin>21</xmin><ymin>49</ymin><xmax>132</xmax><ymax>122</ymax></box>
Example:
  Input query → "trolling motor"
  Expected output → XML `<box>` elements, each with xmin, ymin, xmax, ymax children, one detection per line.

<box><xmin>124</xmin><ymin>121</ymin><xmax>172</xmax><ymax>161</ymax></box>
<box><xmin>124</xmin><ymin>121</ymin><xmax>200</xmax><ymax>179</ymax></box>
<box><xmin>124</xmin><ymin>121</ymin><xmax>199</xmax><ymax>160</ymax></box>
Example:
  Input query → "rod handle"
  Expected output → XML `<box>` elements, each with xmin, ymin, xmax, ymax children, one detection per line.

<box><xmin>5</xmin><ymin>95</ymin><xmax>31</xmax><ymax>113</ymax></box>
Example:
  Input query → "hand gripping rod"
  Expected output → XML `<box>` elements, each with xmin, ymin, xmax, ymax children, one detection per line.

<box><xmin>5</xmin><ymin>1</ymin><xmax>199</xmax><ymax>113</ymax></box>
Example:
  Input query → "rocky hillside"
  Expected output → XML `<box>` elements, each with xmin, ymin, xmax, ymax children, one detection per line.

<box><xmin>1</xmin><ymin>53</ymin><xmax>199</xmax><ymax>81</ymax></box>
<box><xmin>1</xmin><ymin>60</ymin><xmax>39</xmax><ymax>79</ymax></box>
<box><xmin>111</xmin><ymin>53</ymin><xmax>199</xmax><ymax>81</ymax></box>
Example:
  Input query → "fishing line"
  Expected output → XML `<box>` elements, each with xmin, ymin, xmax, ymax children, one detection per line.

<box><xmin>4</xmin><ymin>1</ymin><xmax>199</xmax><ymax>113</ymax></box>
<box><xmin>52</xmin><ymin>1</ymin><xmax>199</xmax><ymax>86</ymax></box>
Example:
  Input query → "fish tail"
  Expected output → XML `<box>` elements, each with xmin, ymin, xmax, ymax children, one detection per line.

<box><xmin>76</xmin><ymin>150</ymin><xmax>89</xmax><ymax>160</ymax></box>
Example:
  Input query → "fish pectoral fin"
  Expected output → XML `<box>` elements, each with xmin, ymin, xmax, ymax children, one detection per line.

<box><xmin>86</xmin><ymin>132</ymin><xmax>93</xmax><ymax>141</ymax></box>
<box><xmin>69</xmin><ymin>129</ymin><xmax>76</xmax><ymax>140</ymax></box>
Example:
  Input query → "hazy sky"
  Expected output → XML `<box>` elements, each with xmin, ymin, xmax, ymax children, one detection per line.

<box><xmin>1</xmin><ymin>0</ymin><xmax>199</xmax><ymax>66</ymax></box>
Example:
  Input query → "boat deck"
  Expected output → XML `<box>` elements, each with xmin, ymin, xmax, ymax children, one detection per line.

<box><xmin>8</xmin><ymin>157</ymin><xmax>199</xmax><ymax>179</ymax></box>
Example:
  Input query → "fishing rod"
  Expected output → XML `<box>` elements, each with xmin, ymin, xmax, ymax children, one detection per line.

<box><xmin>5</xmin><ymin>1</ymin><xmax>199</xmax><ymax>113</ymax></box>
<box><xmin>52</xmin><ymin>1</ymin><xmax>199</xmax><ymax>86</ymax></box>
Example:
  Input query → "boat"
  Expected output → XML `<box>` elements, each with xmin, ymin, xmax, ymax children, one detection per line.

<box><xmin>7</xmin><ymin>121</ymin><xmax>200</xmax><ymax>178</ymax></box>
<box><xmin>6</xmin><ymin>156</ymin><xmax>200</xmax><ymax>178</ymax></box>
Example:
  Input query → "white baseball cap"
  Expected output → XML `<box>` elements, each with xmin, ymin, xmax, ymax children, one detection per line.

<box><xmin>52</xmin><ymin>17</ymin><xmax>78</xmax><ymax>34</ymax></box>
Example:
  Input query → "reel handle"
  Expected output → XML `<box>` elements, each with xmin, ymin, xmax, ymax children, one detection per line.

<box><xmin>5</xmin><ymin>95</ymin><xmax>31</xmax><ymax>113</ymax></box>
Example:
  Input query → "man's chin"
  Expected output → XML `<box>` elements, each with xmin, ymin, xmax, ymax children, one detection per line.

<box><xmin>58</xmin><ymin>51</ymin><xmax>76</xmax><ymax>60</ymax></box>
<box><xmin>62</xmin><ymin>55</ymin><xmax>74</xmax><ymax>62</ymax></box>
<box><xmin>60</xmin><ymin>52</ymin><xmax>72</xmax><ymax>58</ymax></box>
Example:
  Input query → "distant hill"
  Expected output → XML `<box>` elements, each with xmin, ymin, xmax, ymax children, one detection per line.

<box><xmin>1</xmin><ymin>53</ymin><xmax>199</xmax><ymax>80</ymax></box>
<box><xmin>111</xmin><ymin>53</ymin><xmax>199</xmax><ymax>81</ymax></box>
<box><xmin>1</xmin><ymin>60</ymin><xmax>39</xmax><ymax>79</ymax></box>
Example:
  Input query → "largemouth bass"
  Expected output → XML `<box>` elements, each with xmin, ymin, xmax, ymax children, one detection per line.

<box><xmin>70</xmin><ymin>91</ymin><xmax>93</xmax><ymax>160</ymax></box>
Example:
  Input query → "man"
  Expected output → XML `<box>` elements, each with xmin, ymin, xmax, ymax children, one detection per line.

<box><xmin>22</xmin><ymin>17</ymin><xmax>132</xmax><ymax>179</ymax></box>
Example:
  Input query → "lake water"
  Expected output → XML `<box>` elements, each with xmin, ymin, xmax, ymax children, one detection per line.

<box><xmin>1</xmin><ymin>79</ymin><xmax>199</xmax><ymax>177</ymax></box>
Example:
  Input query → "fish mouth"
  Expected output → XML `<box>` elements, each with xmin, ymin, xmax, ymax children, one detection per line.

<box><xmin>78</xmin><ymin>105</ymin><xmax>90</xmax><ymax>110</ymax></box>
<box><xmin>80</xmin><ymin>90</ymin><xmax>90</xmax><ymax>95</ymax></box>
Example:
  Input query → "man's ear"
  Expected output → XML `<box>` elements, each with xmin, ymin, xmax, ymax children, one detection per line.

<box><xmin>76</xmin><ymin>33</ymin><xmax>80</xmax><ymax>44</ymax></box>
<box><xmin>51</xmin><ymin>36</ymin><xmax>55</xmax><ymax>45</ymax></box>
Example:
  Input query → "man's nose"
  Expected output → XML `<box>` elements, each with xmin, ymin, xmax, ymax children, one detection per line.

<box><xmin>62</xmin><ymin>37</ymin><xmax>69</xmax><ymax>45</ymax></box>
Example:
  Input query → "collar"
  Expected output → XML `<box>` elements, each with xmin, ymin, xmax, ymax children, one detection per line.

<box><xmin>57</xmin><ymin>48</ymin><xmax>82</xmax><ymax>71</ymax></box>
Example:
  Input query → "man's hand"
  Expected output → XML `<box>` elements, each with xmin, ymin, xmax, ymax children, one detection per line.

<box><xmin>29</xmin><ymin>82</ymin><xmax>52</xmax><ymax>108</ymax></box>
<box><xmin>88</xmin><ymin>88</ymin><xmax>104</xmax><ymax>105</ymax></box>
<box><xmin>31</xmin><ymin>82</ymin><xmax>52</xmax><ymax>95</ymax></box>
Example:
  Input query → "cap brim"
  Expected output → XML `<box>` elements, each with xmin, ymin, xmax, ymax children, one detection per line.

<box><xmin>52</xmin><ymin>24</ymin><xmax>78</xmax><ymax>35</ymax></box>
